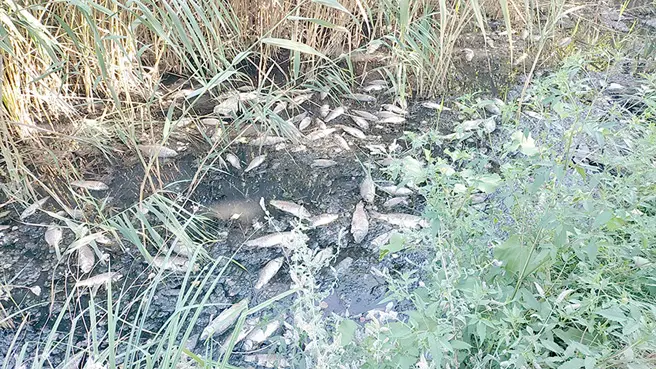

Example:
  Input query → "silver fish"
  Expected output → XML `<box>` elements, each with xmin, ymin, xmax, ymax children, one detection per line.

<box><xmin>292</xmin><ymin>93</ymin><xmax>313</xmax><ymax>105</ymax></box>
<box><xmin>298</xmin><ymin>116</ymin><xmax>312</xmax><ymax>131</ymax></box>
<box><xmin>201</xmin><ymin>117</ymin><xmax>221</xmax><ymax>126</ymax></box>
<box><xmin>421</xmin><ymin>102</ymin><xmax>451</xmax><ymax>111</ymax></box>
<box><xmin>310</xmin><ymin>214</ymin><xmax>339</xmax><ymax>227</ymax></box>
<box><xmin>290</xmin><ymin>112</ymin><xmax>309</xmax><ymax>124</ymax></box>
<box><xmin>360</xmin><ymin>173</ymin><xmax>375</xmax><ymax>203</ymax></box>
<box><xmin>201</xmin><ymin>299</ymin><xmax>249</xmax><ymax>340</ymax></box>
<box><xmin>463</xmin><ymin>48</ymin><xmax>475</xmax><ymax>62</ymax></box>
<box><xmin>151</xmin><ymin>256</ymin><xmax>193</xmax><ymax>272</ymax></box>
<box><xmin>316</xmin><ymin>118</ymin><xmax>327</xmax><ymax>130</ymax></box>
<box><xmin>346</xmin><ymin>93</ymin><xmax>376</xmax><ymax>103</ymax></box>
<box><xmin>353</xmin><ymin>110</ymin><xmax>379</xmax><ymax>121</ymax></box>
<box><xmin>213</xmin><ymin>95</ymin><xmax>239</xmax><ymax>115</ymax></box>
<box><xmin>371</xmin><ymin>231</ymin><xmax>394</xmax><ymax>250</ymax></box>
<box><xmin>484</xmin><ymin>103</ymin><xmax>501</xmax><ymax>115</ymax></box>
<box><xmin>319</xmin><ymin>104</ymin><xmax>330</xmax><ymax>118</ymax></box>
<box><xmin>255</xmin><ymin>257</ymin><xmax>284</xmax><ymax>290</ymax></box>
<box><xmin>325</xmin><ymin>106</ymin><xmax>345</xmax><ymax>122</ymax></box>
<box><xmin>19</xmin><ymin>196</ymin><xmax>50</xmax><ymax>220</ymax></box>
<box><xmin>513</xmin><ymin>53</ymin><xmax>528</xmax><ymax>66</ymax></box>
<box><xmin>75</xmin><ymin>272</ymin><xmax>122</xmax><ymax>288</ymax></box>
<box><xmin>219</xmin><ymin>317</ymin><xmax>260</xmax><ymax>353</ymax></box>
<box><xmin>244</xmin><ymin>320</ymin><xmax>281</xmax><ymax>350</ymax></box>
<box><xmin>71</xmin><ymin>180</ymin><xmax>109</xmax><ymax>191</ymax></box>
<box><xmin>78</xmin><ymin>245</ymin><xmax>95</xmax><ymax>273</ymax></box>
<box><xmin>245</xmin><ymin>232</ymin><xmax>308</xmax><ymax>248</ymax></box>
<box><xmin>351</xmin><ymin>201</ymin><xmax>369</xmax><ymax>244</ymax></box>
<box><xmin>363</xmin><ymin>83</ymin><xmax>385</xmax><ymax>92</ymax></box>
<box><xmin>311</xmin><ymin>159</ymin><xmax>338</xmax><ymax>168</ymax></box>
<box><xmin>245</xmin><ymin>155</ymin><xmax>267</xmax><ymax>173</ymax></box>
<box><xmin>379</xmin><ymin>185</ymin><xmax>413</xmax><ymax>196</ymax></box>
<box><xmin>383</xmin><ymin>197</ymin><xmax>409</xmax><ymax>208</ymax></box>
<box><xmin>270</xmin><ymin>200</ymin><xmax>312</xmax><ymax>219</ymax></box>
<box><xmin>273</xmin><ymin>101</ymin><xmax>287</xmax><ymax>114</ymax></box>
<box><xmin>351</xmin><ymin>115</ymin><xmax>370</xmax><ymax>130</ymax></box>
<box><xmin>334</xmin><ymin>135</ymin><xmax>350</xmax><ymax>151</ymax></box>
<box><xmin>45</xmin><ymin>225</ymin><xmax>63</xmax><ymax>259</ymax></box>
<box><xmin>138</xmin><ymin>145</ymin><xmax>178</xmax><ymax>158</ymax></box>
<box><xmin>381</xmin><ymin>104</ymin><xmax>407</xmax><ymax>115</ymax></box>
<box><xmin>225</xmin><ymin>153</ymin><xmax>241</xmax><ymax>169</ymax></box>
<box><xmin>339</xmin><ymin>125</ymin><xmax>366</xmax><ymax>139</ymax></box>
<box><xmin>377</xmin><ymin>113</ymin><xmax>406</xmax><ymax>124</ymax></box>
<box><xmin>370</xmin><ymin>211</ymin><xmax>428</xmax><ymax>229</ymax></box>
<box><xmin>249</xmin><ymin>136</ymin><xmax>286</xmax><ymax>146</ymax></box>
<box><xmin>483</xmin><ymin>118</ymin><xmax>497</xmax><ymax>133</ymax></box>
<box><xmin>306</xmin><ymin>128</ymin><xmax>337</xmax><ymax>141</ymax></box>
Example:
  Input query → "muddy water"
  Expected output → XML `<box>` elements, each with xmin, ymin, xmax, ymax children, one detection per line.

<box><xmin>0</xmin><ymin>100</ymin><xmax>444</xmax><ymax>366</ymax></box>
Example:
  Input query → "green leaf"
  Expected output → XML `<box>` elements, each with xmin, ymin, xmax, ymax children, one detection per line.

<box><xmin>337</xmin><ymin>319</ymin><xmax>358</xmax><ymax>347</ymax></box>
<box><xmin>510</xmin><ymin>131</ymin><xmax>539</xmax><ymax>156</ymax></box>
<box><xmin>596</xmin><ymin>306</ymin><xmax>627</xmax><ymax>322</ymax></box>
<box><xmin>558</xmin><ymin>358</ymin><xmax>585</xmax><ymax>369</ymax></box>
<box><xmin>475</xmin><ymin>174</ymin><xmax>502</xmax><ymax>193</ymax></box>
<box><xmin>261</xmin><ymin>37</ymin><xmax>327</xmax><ymax>59</ymax></box>
<box><xmin>380</xmin><ymin>233</ymin><xmax>407</xmax><ymax>259</ymax></box>
<box><xmin>540</xmin><ymin>339</ymin><xmax>564</xmax><ymax>354</ymax></box>
<box><xmin>494</xmin><ymin>235</ymin><xmax>550</xmax><ymax>276</ymax></box>
<box><xmin>450</xmin><ymin>340</ymin><xmax>472</xmax><ymax>350</ymax></box>
<box><xmin>592</xmin><ymin>210</ymin><xmax>613</xmax><ymax>228</ymax></box>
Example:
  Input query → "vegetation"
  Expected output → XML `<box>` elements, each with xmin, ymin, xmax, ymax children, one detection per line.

<box><xmin>1</xmin><ymin>0</ymin><xmax>655</xmax><ymax>368</ymax></box>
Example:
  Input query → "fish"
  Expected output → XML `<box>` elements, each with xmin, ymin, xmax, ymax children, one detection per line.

<box><xmin>350</xmin><ymin>115</ymin><xmax>370</xmax><ymax>130</ymax></box>
<box><xmin>325</xmin><ymin>106</ymin><xmax>345</xmax><ymax>122</ymax></box>
<box><xmin>316</xmin><ymin>118</ymin><xmax>327</xmax><ymax>130</ymax></box>
<box><xmin>138</xmin><ymin>145</ymin><xmax>178</xmax><ymax>158</ymax></box>
<box><xmin>225</xmin><ymin>153</ymin><xmax>241</xmax><ymax>169</ymax></box>
<box><xmin>78</xmin><ymin>245</ymin><xmax>95</xmax><ymax>273</ymax></box>
<box><xmin>363</xmin><ymin>84</ymin><xmax>385</xmax><ymax>92</ymax></box>
<box><xmin>310</xmin><ymin>214</ymin><xmax>339</xmax><ymax>227</ymax></box>
<box><xmin>151</xmin><ymin>256</ymin><xmax>194</xmax><ymax>272</ymax></box>
<box><xmin>484</xmin><ymin>103</ymin><xmax>501</xmax><ymax>115</ymax></box>
<box><xmin>311</xmin><ymin>159</ymin><xmax>338</xmax><ymax>168</ymax></box>
<box><xmin>272</xmin><ymin>101</ymin><xmax>287</xmax><ymax>114</ymax></box>
<box><xmin>463</xmin><ymin>48</ymin><xmax>474</xmax><ymax>61</ymax></box>
<box><xmin>360</xmin><ymin>172</ymin><xmax>375</xmax><ymax>203</ymax></box>
<box><xmin>219</xmin><ymin>317</ymin><xmax>260</xmax><ymax>353</ymax></box>
<box><xmin>383</xmin><ymin>197</ymin><xmax>409</xmax><ymax>208</ymax></box>
<box><xmin>421</xmin><ymin>102</ymin><xmax>451</xmax><ymax>111</ymax></box>
<box><xmin>483</xmin><ymin>118</ymin><xmax>497</xmax><ymax>133</ymax></box>
<box><xmin>254</xmin><ymin>257</ymin><xmax>284</xmax><ymax>290</ymax></box>
<box><xmin>370</xmin><ymin>231</ymin><xmax>393</xmax><ymax>250</ymax></box>
<box><xmin>71</xmin><ymin>180</ymin><xmax>109</xmax><ymax>191</ymax></box>
<box><xmin>524</xmin><ymin>111</ymin><xmax>544</xmax><ymax>120</ymax></box>
<box><xmin>248</xmin><ymin>136</ymin><xmax>286</xmax><ymax>146</ymax></box>
<box><xmin>319</xmin><ymin>104</ymin><xmax>330</xmax><ymax>118</ymax></box>
<box><xmin>351</xmin><ymin>201</ymin><xmax>369</xmax><ymax>244</ymax></box>
<box><xmin>378</xmin><ymin>114</ymin><xmax>406</xmax><ymax>124</ymax></box>
<box><xmin>290</xmin><ymin>112</ymin><xmax>309</xmax><ymax>124</ymax></box>
<box><xmin>201</xmin><ymin>117</ymin><xmax>221</xmax><ymax>126</ymax></box>
<box><xmin>45</xmin><ymin>225</ymin><xmax>63</xmax><ymax>259</ymax></box>
<box><xmin>459</xmin><ymin>119</ymin><xmax>483</xmax><ymax>131</ymax></box>
<box><xmin>313</xmin><ymin>247</ymin><xmax>334</xmax><ymax>266</ymax></box>
<box><xmin>244</xmin><ymin>155</ymin><xmax>267</xmax><ymax>173</ymax></box>
<box><xmin>213</xmin><ymin>95</ymin><xmax>240</xmax><ymax>115</ymax></box>
<box><xmin>338</xmin><ymin>125</ymin><xmax>366</xmax><ymax>139</ymax></box>
<box><xmin>270</xmin><ymin>200</ymin><xmax>312</xmax><ymax>219</ymax></box>
<box><xmin>370</xmin><ymin>211</ymin><xmax>428</xmax><ymax>229</ymax></box>
<box><xmin>292</xmin><ymin>93</ymin><xmax>313</xmax><ymax>105</ymax></box>
<box><xmin>75</xmin><ymin>272</ymin><xmax>122</xmax><ymax>288</ymax></box>
<box><xmin>244</xmin><ymin>232</ymin><xmax>308</xmax><ymax>248</ymax></box>
<box><xmin>200</xmin><ymin>299</ymin><xmax>249</xmax><ymax>340</ymax></box>
<box><xmin>298</xmin><ymin>116</ymin><xmax>312</xmax><ymax>131</ymax></box>
<box><xmin>558</xmin><ymin>37</ymin><xmax>572</xmax><ymax>48</ymax></box>
<box><xmin>379</xmin><ymin>185</ymin><xmax>413</xmax><ymax>196</ymax></box>
<box><xmin>513</xmin><ymin>53</ymin><xmax>528</xmax><ymax>66</ymax></box>
<box><xmin>306</xmin><ymin>128</ymin><xmax>337</xmax><ymax>141</ymax></box>
<box><xmin>170</xmin><ymin>238</ymin><xmax>198</xmax><ymax>257</ymax></box>
<box><xmin>243</xmin><ymin>320</ymin><xmax>281</xmax><ymax>350</ymax></box>
<box><xmin>381</xmin><ymin>104</ymin><xmax>407</xmax><ymax>115</ymax></box>
<box><xmin>346</xmin><ymin>93</ymin><xmax>376</xmax><ymax>103</ymax></box>
<box><xmin>334</xmin><ymin>135</ymin><xmax>350</xmax><ymax>151</ymax></box>
<box><xmin>19</xmin><ymin>196</ymin><xmax>50</xmax><ymax>220</ymax></box>
<box><xmin>353</xmin><ymin>110</ymin><xmax>379</xmax><ymax>121</ymax></box>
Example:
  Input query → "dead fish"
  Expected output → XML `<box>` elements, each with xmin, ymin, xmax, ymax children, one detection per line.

<box><xmin>514</xmin><ymin>53</ymin><xmax>528</xmax><ymax>66</ymax></box>
<box><xmin>306</xmin><ymin>128</ymin><xmax>337</xmax><ymax>141</ymax></box>
<box><xmin>319</xmin><ymin>104</ymin><xmax>330</xmax><ymax>118</ymax></box>
<box><xmin>75</xmin><ymin>272</ymin><xmax>122</xmax><ymax>288</ymax></box>
<box><xmin>346</xmin><ymin>93</ymin><xmax>376</xmax><ymax>103</ymax></box>
<box><xmin>201</xmin><ymin>117</ymin><xmax>221</xmax><ymax>126</ymax></box>
<box><xmin>244</xmin><ymin>320</ymin><xmax>281</xmax><ymax>350</ymax></box>
<box><xmin>351</xmin><ymin>115</ymin><xmax>370</xmax><ymax>130</ymax></box>
<box><xmin>363</xmin><ymin>83</ymin><xmax>385</xmax><ymax>92</ymax></box>
<box><xmin>45</xmin><ymin>225</ymin><xmax>63</xmax><ymax>259</ymax></box>
<box><xmin>524</xmin><ymin>111</ymin><xmax>545</xmax><ymax>120</ymax></box>
<box><xmin>484</xmin><ymin>103</ymin><xmax>501</xmax><ymax>116</ymax></box>
<box><xmin>383</xmin><ymin>197</ymin><xmax>409</xmax><ymax>208</ymax></box>
<box><xmin>19</xmin><ymin>196</ymin><xmax>50</xmax><ymax>220</ymax></box>
<box><xmin>557</xmin><ymin>37</ymin><xmax>572</xmax><ymax>48</ymax></box>
<box><xmin>353</xmin><ymin>110</ymin><xmax>379</xmax><ymax>122</ymax></box>
<box><xmin>463</xmin><ymin>48</ymin><xmax>474</xmax><ymax>61</ymax></box>
<box><xmin>213</xmin><ymin>95</ymin><xmax>240</xmax><ymax>115</ymax></box>
<box><xmin>459</xmin><ymin>119</ymin><xmax>483</xmax><ymax>131</ymax></box>
<box><xmin>270</xmin><ymin>200</ymin><xmax>312</xmax><ymax>219</ymax></box>
<box><xmin>483</xmin><ymin>118</ymin><xmax>497</xmax><ymax>133</ymax></box>
<box><xmin>325</xmin><ymin>106</ymin><xmax>345</xmax><ymax>122</ymax></box>
<box><xmin>249</xmin><ymin>136</ymin><xmax>286</xmax><ymax>146</ymax></box>
<box><xmin>71</xmin><ymin>180</ymin><xmax>109</xmax><ymax>191</ymax></box>
<box><xmin>360</xmin><ymin>173</ymin><xmax>375</xmax><ymax>204</ymax></box>
<box><xmin>290</xmin><ymin>112</ymin><xmax>309</xmax><ymax>124</ymax></box>
<box><xmin>138</xmin><ymin>145</ymin><xmax>178</xmax><ymax>158</ymax></box>
<box><xmin>316</xmin><ymin>118</ymin><xmax>327</xmax><ymax>130</ymax></box>
<box><xmin>219</xmin><ymin>317</ymin><xmax>260</xmax><ymax>353</ymax></box>
<box><xmin>379</xmin><ymin>185</ymin><xmax>413</xmax><ymax>196</ymax></box>
<box><xmin>201</xmin><ymin>299</ymin><xmax>249</xmax><ymax>340</ymax></box>
<box><xmin>311</xmin><ymin>159</ymin><xmax>338</xmax><ymax>168</ymax></box>
<box><xmin>245</xmin><ymin>232</ymin><xmax>308</xmax><ymax>248</ymax></box>
<box><xmin>351</xmin><ymin>201</ymin><xmax>369</xmax><ymax>244</ymax></box>
<box><xmin>151</xmin><ymin>256</ymin><xmax>193</xmax><ymax>272</ymax></box>
<box><xmin>334</xmin><ymin>134</ymin><xmax>350</xmax><ymax>151</ymax></box>
<box><xmin>371</xmin><ymin>231</ymin><xmax>393</xmax><ymax>250</ymax></box>
<box><xmin>255</xmin><ymin>257</ymin><xmax>284</xmax><ymax>290</ymax></box>
<box><xmin>380</xmin><ymin>115</ymin><xmax>406</xmax><ymax>124</ymax></box>
<box><xmin>298</xmin><ymin>116</ymin><xmax>312</xmax><ymax>131</ymax></box>
<box><xmin>338</xmin><ymin>125</ymin><xmax>366</xmax><ymax>139</ymax></box>
<box><xmin>244</xmin><ymin>155</ymin><xmax>267</xmax><ymax>173</ymax></box>
<box><xmin>381</xmin><ymin>104</ymin><xmax>407</xmax><ymax>115</ymax></box>
<box><xmin>310</xmin><ymin>214</ymin><xmax>339</xmax><ymax>227</ymax></box>
<box><xmin>272</xmin><ymin>101</ymin><xmax>287</xmax><ymax>114</ymax></box>
<box><xmin>377</xmin><ymin>110</ymin><xmax>405</xmax><ymax>119</ymax></box>
<box><xmin>78</xmin><ymin>245</ymin><xmax>95</xmax><ymax>273</ymax></box>
<box><xmin>170</xmin><ymin>238</ymin><xmax>198</xmax><ymax>257</ymax></box>
<box><xmin>225</xmin><ymin>153</ymin><xmax>241</xmax><ymax>169</ymax></box>
<box><xmin>422</xmin><ymin>102</ymin><xmax>450</xmax><ymax>111</ymax></box>
<box><xmin>370</xmin><ymin>211</ymin><xmax>428</xmax><ymax>229</ymax></box>
<box><xmin>292</xmin><ymin>93</ymin><xmax>313</xmax><ymax>105</ymax></box>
